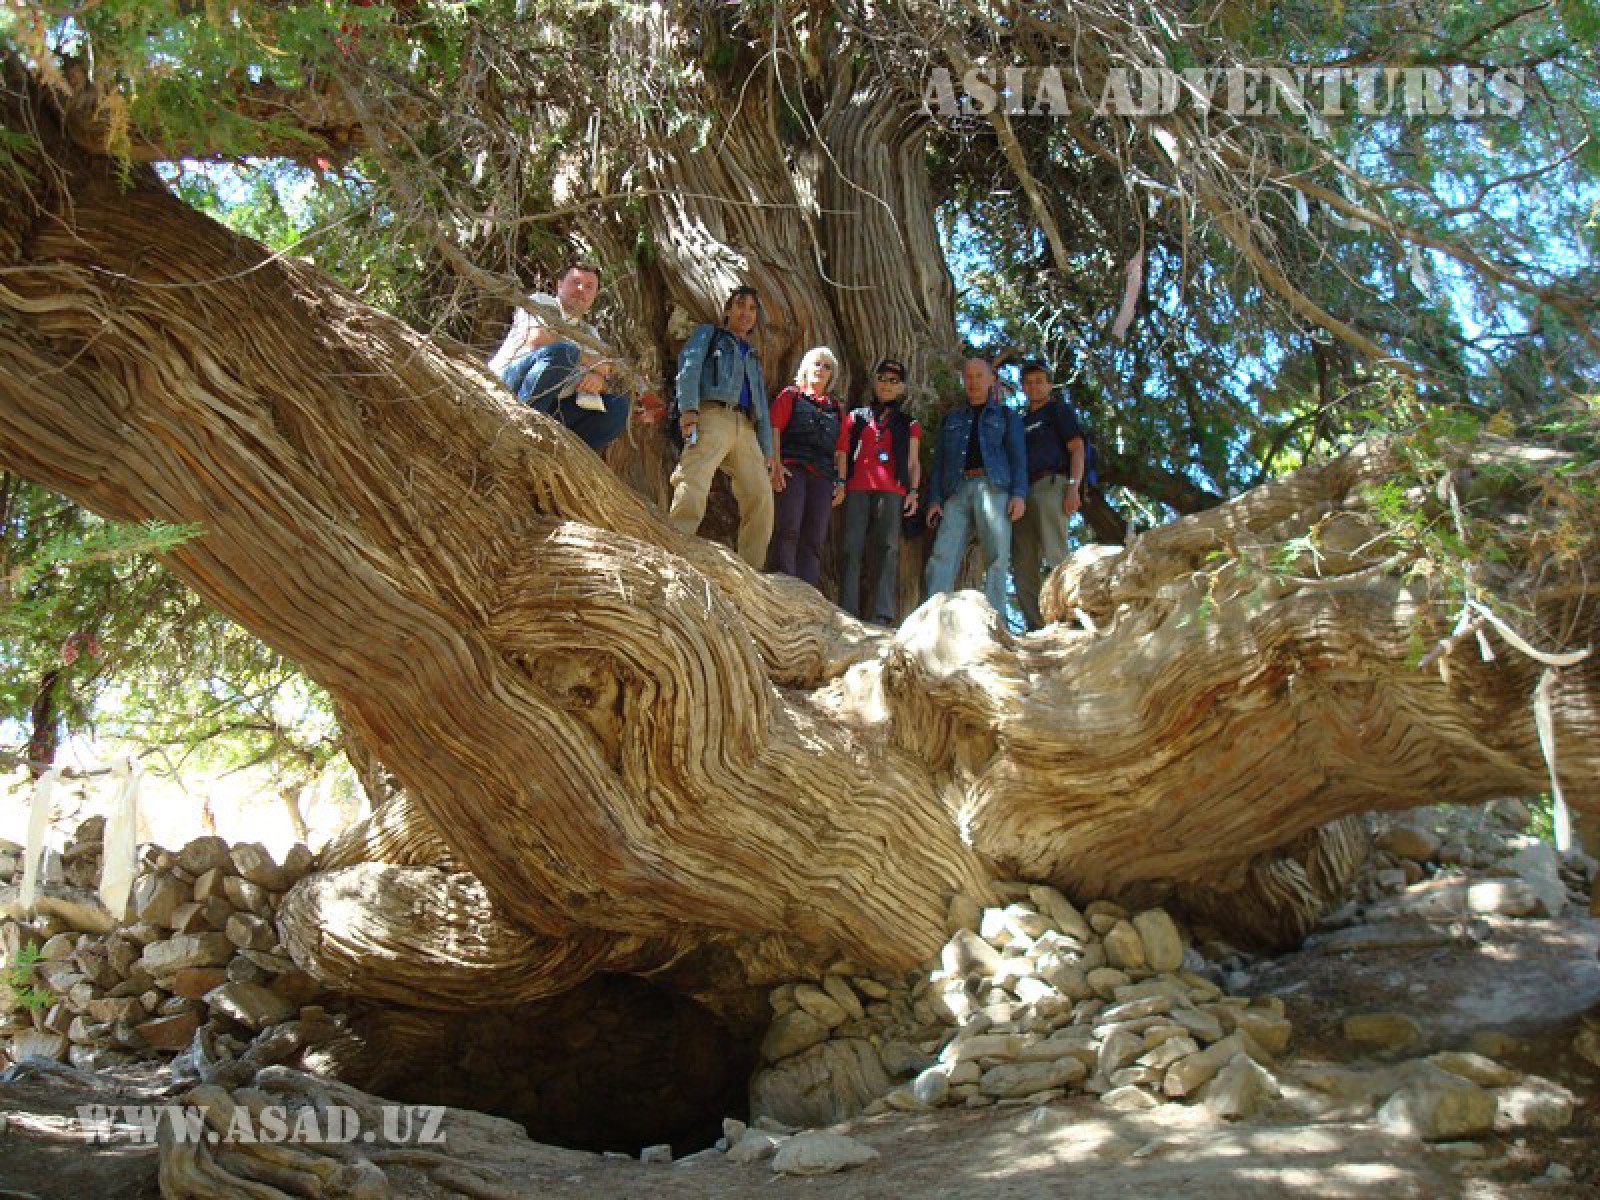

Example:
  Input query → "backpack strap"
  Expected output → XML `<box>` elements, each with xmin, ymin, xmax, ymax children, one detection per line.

<box><xmin>844</xmin><ymin>406</ymin><xmax>872</xmax><ymax>482</ymax></box>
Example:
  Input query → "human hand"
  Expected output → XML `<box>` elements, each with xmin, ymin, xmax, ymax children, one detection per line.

<box><xmin>926</xmin><ymin>502</ymin><xmax>942</xmax><ymax>527</ymax></box>
<box><xmin>635</xmin><ymin>392</ymin><xmax>665</xmax><ymax>425</ymax></box>
<box><xmin>1007</xmin><ymin>496</ymin><xmax>1026</xmax><ymax>522</ymax></box>
<box><xmin>1063</xmin><ymin>481</ymin><xmax>1081</xmax><ymax>516</ymax></box>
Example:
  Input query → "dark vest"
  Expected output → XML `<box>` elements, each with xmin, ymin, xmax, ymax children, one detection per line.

<box><xmin>846</xmin><ymin>404</ymin><xmax>914</xmax><ymax>489</ymax></box>
<box><xmin>782</xmin><ymin>390</ymin><xmax>841</xmax><ymax>474</ymax></box>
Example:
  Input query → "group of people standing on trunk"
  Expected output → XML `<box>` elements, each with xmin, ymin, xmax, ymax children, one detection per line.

<box><xmin>490</xmin><ymin>267</ymin><xmax>1087</xmax><ymax>630</ymax></box>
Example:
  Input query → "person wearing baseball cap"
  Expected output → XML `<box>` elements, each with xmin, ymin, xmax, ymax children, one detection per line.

<box><xmin>833</xmin><ymin>357</ymin><xmax>922</xmax><ymax>625</ymax></box>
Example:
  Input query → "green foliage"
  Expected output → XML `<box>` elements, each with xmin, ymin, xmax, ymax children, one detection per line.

<box><xmin>1357</xmin><ymin>392</ymin><xmax>1600</xmax><ymax>613</ymax></box>
<box><xmin>1526</xmin><ymin>792</ymin><xmax>1558</xmax><ymax>845</ymax></box>
<box><xmin>2</xmin><ymin>940</ymin><xmax>50</xmax><ymax>1015</ymax></box>
<box><xmin>1</xmin><ymin>475</ymin><xmax>341</xmax><ymax>782</ymax></box>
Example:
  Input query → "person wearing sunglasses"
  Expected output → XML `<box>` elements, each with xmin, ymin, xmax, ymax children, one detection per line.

<box><xmin>835</xmin><ymin>358</ymin><xmax>922</xmax><ymax>625</ymax></box>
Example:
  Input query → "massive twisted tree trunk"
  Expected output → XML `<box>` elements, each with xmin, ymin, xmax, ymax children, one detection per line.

<box><xmin>1</xmin><ymin>86</ymin><xmax>1596</xmax><ymax>1022</ymax></box>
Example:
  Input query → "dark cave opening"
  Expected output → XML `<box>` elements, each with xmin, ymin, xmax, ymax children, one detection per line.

<box><xmin>367</xmin><ymin>973</ymin><xmax>756</xmax><ymax>1156</ymax></box>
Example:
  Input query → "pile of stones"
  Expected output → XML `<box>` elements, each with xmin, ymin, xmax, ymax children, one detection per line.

<box><xmin>1</xmin><ymin>822</ymin><xmax>333</xmax><ymax>1073</ymax></box>
<box><xmin>1349</xmin><ymin>801</ymin><xmax>1596</xmax><ymax>920</ymax></box>
<box><xmin>749</xmin><ymin>883</ymin><xmax>1291</xmax><ymax>1128</ymax></box>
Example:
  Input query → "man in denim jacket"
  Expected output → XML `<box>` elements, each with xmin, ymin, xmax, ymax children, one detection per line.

<box><xmin>924</xmin><ymin>358</ymin><xmax>1027</xmax><ymax>614</ymax></box>
<box><xmin>669</xmin><ymin>286</ymin><xmax>777</xmax><ymax>568</ymax></box>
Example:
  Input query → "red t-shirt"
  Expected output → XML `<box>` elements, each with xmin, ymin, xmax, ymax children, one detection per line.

<box><xmin>837</xmin><ymin>409</ymin><xmax>921</xmax><ymax>495</ymax></box>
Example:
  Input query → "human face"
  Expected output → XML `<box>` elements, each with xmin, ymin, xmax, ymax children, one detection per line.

<box><xmin>962</xmin><ymin>359</ymin><xmax>994</xmax><ymax>404</ymax></box>
<box><xmin>725</xmin><ymin>292</ymin><xmax>759</xmax><ymax>338</ymax></box>
<box><xmin>555</xmin><ymin>268</ymin><xmax>600</xmax><ymax>319</ymax></box>
<box><xmin>1021</xmin><ymin>369</ymin><xmax>1052</xmax><ymax>409</ymax></box>
<box><xmin>804</xmin><ymin>357</ymin><xmax>834</xmax><ymax>393</ymax></box>
<box><xmin>873</xmin><ymin>370</ymin><xmax>904</xmax><ymax>403</ymax></box>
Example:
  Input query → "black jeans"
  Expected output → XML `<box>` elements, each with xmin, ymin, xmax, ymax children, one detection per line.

<box><xmin>839</xmin><ymin>490</ymin><xmax>903</xmax><ymax>622</ymax></box>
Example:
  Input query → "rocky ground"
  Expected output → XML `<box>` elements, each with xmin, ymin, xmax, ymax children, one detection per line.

<box><xmin>1</xmin><ymin>801</ymin><xmax>1598</xmax><ymax>1199</ymax></box>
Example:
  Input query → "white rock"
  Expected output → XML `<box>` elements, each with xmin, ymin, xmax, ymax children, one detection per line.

<box><xmin>139</xmin><ymin>933</ymin><xmax>234</xmax><ymax>976</ymax></box>
<box><xmin>1202</xmin><ymin>1054</ymin><xmax>1281</xmax><ymax>1120</ymax></box>
<box><xmin>793</xmin><ymin>983</ymin><xmax>849</xmax><ymax>1028</ymax></box>
<box><xmin>751</xmin><ymin>1038</ymin><xmax>892</xmax><ymax>1127</ymax></box>
<box><xmin>1164</xmin><ymin>1034</ymin><xmax>1251</xmax><ymax>1097</ymax></box>
<box><xmin>727</xmin><ymin>1130</ymin><xmax>784</xmax><ymax>1164</ymax></box>
<box><xmin>821</xmin><ymin>974</ymin><xmax>865</xmax><ymax>1022</ymax></box>
<box><xmin>1428</xmin><ymin>1051</ymin><xmax>1520</xmax><ymax>1088</ymax></box>
<box><xmin>911</xmin><ymin>1063</ymin><xmax>952</xmax><ymax>1108</ymax></box>
<box><xmin>1131</xmin><ymin>910</ymin><xmax>1185</xmax><ymax>972</ymax></box>
<box><xmin>760</xmin><ymin>1009</ymin><xmax>830</xmax><ymax>1062</ymax></box>
<box><xmin>639</xmin><ymin>1143</ymin><xmax>672</xmax><ymax>1164</ymax></box>
<box><xmin>1494</xmin><ymin>841</ymin><xmax>1567</xmax><ymax>917</ymax></box>
<box><xmin>1233</xmin><ymin>1008</ymin><xmax>1292</xmax><ymax>1058</ymax></box>
<box><xmin>1101</xmin><ymin>1085</ymin><xmax>1161</xmax><ymax>1111</ymax></box>
<box><xmin>770</xmin><ymin>1131</ymin><xmax>878</xmax><ymax>1176</ymax></box>
<box><xmin>1034</xmin><ymin>956</ymin><xmax>1091</xmax><ymax>1000</ymax></box>
<box><xmin>1102</xmin><ymin>921</ymin><xmax>1147</xmax><ymax>970</ymax></box>
<box><xmin>942</xmin><ymin>929</ymin><xmax>1004</xmax><ymax>976</ymax></box>
<box><xmin>1003</xmin><ymin>904</ymin><xmax>1053</xmax><ymax>940</ymax></box>
<box><xmin>1096</xmin><ymin>1029</ymin><xmax>1144</xmax><ymax>1077</ymax></box>
<box><xmin>1343</xmin><ymin>1012</ymin><xmax>1423</xmax><ymax>1054</ymax></box>
<box><xmin>940</xmin><ymin>1032</ymin><xmax>1022</xmax><ymax>1064</ymax></box>
<box><xmin>1139</xmin><ymin>1036</ymin><xmax>1200</xmax><ymax>1071</ymax></box>
<box><xmin>1377</xmin><ymin>1069</ymin><xmax>1496</xmax><ymax>1141</ymax></box>
<box><xmin>979</xmin><ymin>1058</ymin><xmax>1087</xmax><ymax>1098</ymax></box>
<box><xmin>946</xmin><ymin>893</ymin><xmax>982</xmax><ymax>935</ymax></box>
<box><xmin>979</xmin><ymin>908</ymin><xmax>1013</xmax><ymax>945</ymax></box>
<box><xmin>1013</xmin><ymin>976</ymin><xmax>1057</xmax><ymax>1006</ymax></box>
<box><xmin>204</xmin><ymin>982</ymin><xmax>296</xmax><ymax>1031</ymax></box>
<box><xmin>1467</xmin><ymin>879</ymin><xmax>1540</xmax><ymax>917</ymax></box>
<box><xmin>1494</xmin><ymin>1078</ymin><xmax>1576</xmax><ymax>1131</ymax></box>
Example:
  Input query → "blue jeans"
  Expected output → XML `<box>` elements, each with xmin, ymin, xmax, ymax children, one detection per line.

<box><xmin>924</xmin><ymin>477</ymin><xmax>1012</xmax><ymax>614</ymax></box>
<box><xmin>839</xmin><ymin>491</ymin><xmax>903</xmax><ymax>623</ymax></box>
<box><xmin>501</xmin><ymin>342</ymin><xmax>628</xmax><ymax>454</ymax></box>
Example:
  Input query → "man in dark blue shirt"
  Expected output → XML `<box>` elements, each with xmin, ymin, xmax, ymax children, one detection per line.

<box><xmin>1013</xmin><ymin>361</ymin><xmax>1086</xmax><ymax>630</ymax></box>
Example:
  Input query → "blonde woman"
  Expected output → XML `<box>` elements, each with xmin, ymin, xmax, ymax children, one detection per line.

<box><xmin>768</xmin><ymin>346</ymin><xmax>843</xmax><ymax>586</ymax></box>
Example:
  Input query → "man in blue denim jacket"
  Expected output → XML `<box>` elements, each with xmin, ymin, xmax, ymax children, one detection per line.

<box><xmin>668</xmin><ymin>286</ymin><xmax>778</xmax><ymax>568</ymax></box>
<box><xmin>924</xmin><ymin>358</ymin><xmax>1028</xmax><ymax>614</ymax></box>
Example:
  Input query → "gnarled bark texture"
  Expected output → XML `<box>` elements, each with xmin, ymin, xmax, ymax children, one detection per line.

<box><xmin>1</xmin><ymin>86</ymin><xmax>1596</xmax><ymax>1019</ymax></box>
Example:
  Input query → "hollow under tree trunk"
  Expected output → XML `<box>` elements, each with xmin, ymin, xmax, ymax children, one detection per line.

<box><xmin>1</xmin><ymin>88</ymin><xmax>1596</xmax><ymax>1024</ymax></box>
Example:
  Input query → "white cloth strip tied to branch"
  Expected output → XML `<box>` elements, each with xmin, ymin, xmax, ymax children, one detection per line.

<box><xmin>19</xmin><ymin>765</ymin><xmax>62</xmax><ymax>912</ymax></box>
<box><xmin>1453</xmin><ymin>601</ymin><xmax>1589</xmax><ymax>854</ymax></box>
<box><xmin>100</xmin><ymin>756</ymin><xmax>143</xmax><ymax>921</ymax></box>
<box><xmin>1534</xmin><ymin>669</ymin><xmax>1574</xmax><ymax>855</ymax></box>
<box><xmin>1467</xmin><ymin>599</ymin><xmax>1593</xmax><ymax>668</ymax></box>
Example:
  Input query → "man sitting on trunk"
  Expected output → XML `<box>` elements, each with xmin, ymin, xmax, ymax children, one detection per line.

<box><xmin>489</xmin><ymin>260</ymin><xmax>630</xmax><ymax>454</ymax></box>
